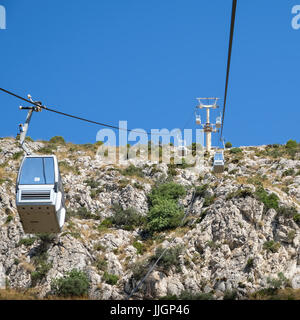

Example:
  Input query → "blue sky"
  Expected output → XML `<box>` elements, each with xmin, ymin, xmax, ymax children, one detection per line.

<box><xmin>0</xmin><ymin>0</ymin><xmax>299</xmax><ymax>147</ymax></box>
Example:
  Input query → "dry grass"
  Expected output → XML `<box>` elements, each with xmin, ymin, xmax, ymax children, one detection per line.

<box><xmin>0</xmin><ymin>289</ymin><xmax>90</xmax><ymax>300</ymax></box>
<box><xmin>19</xmin><ymin>261</ymin><xmax>35</xmax><ymax>273</ymax></box>
<box><xmin>0</xmin><ymin>289</ymin><xmax>38</xmax><ymax>300</ymax></box>
<box><xmin>250</xmin><ymin>288</ymin><xmax>300</xmax><ymax>300</ymax></box>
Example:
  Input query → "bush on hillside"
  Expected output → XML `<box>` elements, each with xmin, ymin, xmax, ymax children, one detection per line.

<box><xmin>50</xmin><ymin>269</ymin><xmax>90</xmax><ymax>297</ymax></box>
<box><xmin>110</xmin><ymin>205</ymin><xmax>145</xmax><ymax>231</ymax></box>
<box><xmin>225</xmin><ymin>142</ymin><xmax>232</xmax><ymax>149</ymax></box>
<box><xmin>49</xmin><ymin>136</ymin><xmax>65</xmax><ymax>144</ymax></box>
<box><xmin>147</xmin><ymin>198</ymin><xmax>184</xmax><ymax>233</ymax></box>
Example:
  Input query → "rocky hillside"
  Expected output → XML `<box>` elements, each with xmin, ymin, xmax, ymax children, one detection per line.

<box><xmin>0</xmin><ymin>137</ymin><xmax>300</xmax><ymax>300</ymax></box>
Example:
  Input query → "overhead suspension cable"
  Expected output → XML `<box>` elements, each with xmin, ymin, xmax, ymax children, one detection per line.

<box><xmin>0</xmin><ymin>87</ymin><xmax>179</xmax><ymax>137</ymax></box>
<box><xmin>220</xmin><ymin>0</ymin><xmax>237</xmax><ymax>139</ymax></box>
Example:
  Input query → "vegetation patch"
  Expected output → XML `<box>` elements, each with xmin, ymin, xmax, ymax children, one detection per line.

<box><xmin>149</xmin><ymin>245</ymin><xmax>183</xmax><ymax>273</ymax></box>
<box><xmin>31</xmin><ymin>252</ymin><xmax>52</xmax><ymax>286</ymax></box>
<box><xmin>59</xmin><ymin>161</ymin><xmax>80</xmax><ymax>175</ymax></box>
<box><xmin>84</xmin><ymin>179</ymin><xmax>100</xmax><ymax>189</ymax></box>
<box><xmin>277</xmin><ymin>206</ymin><xmax>298</xmax><ymax>219</ymax></box>
<box><xmin>230</xmin><ymin>148</ymin><xmax>243</xmax><ymax>154</ymax></box>
<box><xmin>67</xmin><ymin>207</ymin><xmax>100</xmax><ymax>220</ymax></box>
<box><xmin>226</xmin><ymin>188</ymin><xmax>254</xmax><ymax>200</ymax></box>
<box><xmin>49</xmin><ymin>136</ymin><xmax>65</xmax><ymax>144</ymax></box>
<box><xmin>102</xmin><ymin>272</ymin><xmax>118</xmax><ymax>285</ymax></box>
<box><xmin>132</xmin><ymin>241</ymin><xmax>146</xmax><ymax>255</ymax></box>
<box><xmin>282</xmin><ymin>168</ymin><xmax>295</xmax><ymax>177</ymax></box>
<box><xmin>95</xmin><ymin>256</ymin><xmax>107</xmax><ymax>272</ymax></box>
<box><xmin>121</xmin><ymin>164</ymin><xmax>144</xmax><ymax>178</ymax></box>
<box><xmin>50</xmin><ymin>269</ymin><xmax>90</xmax><ymax>297</ymax></box>
<box><xmin>194</xmin><ymin>184</ymin><xmax>209</xmax><ymax>198</ymax></box>
<box><xmin>263</xmin><ymin>241</ymin><xmax>281</xmax><ymax>253</ymax></box>
<box><xmin>110</xmin><ymin>205</ymin><xmax>145</xmax><ymax>231</ymax></box>
<box><xmin>17</xmin><ymin>237</ymin><xmax>37</xmax><ymax>247</ymax></box>
<box><xmin>12</xmin><ymin>151</ymin><xmax>23</xmax><ymax>160</ymax></box>
<box><xmin>255</xmin><ymin>187</ymin><xmax>279</xmax><ymax>212</ymax></box>
<box><xmin>145</xmin><ymin>183</ymin><xmax>186</xmax><ymax>233</ymax></box>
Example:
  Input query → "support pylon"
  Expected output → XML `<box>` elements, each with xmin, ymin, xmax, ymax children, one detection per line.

<box><xmin>196</xmin><ymin>98</ymin><xmax>220</xmax><ymax>153</ymax></box>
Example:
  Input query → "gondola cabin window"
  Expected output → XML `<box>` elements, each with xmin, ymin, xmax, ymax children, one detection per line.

<box><xmin>19</xmin><ymin>157</ymin><xmax>55</xmax><ymax>185</ymax></box>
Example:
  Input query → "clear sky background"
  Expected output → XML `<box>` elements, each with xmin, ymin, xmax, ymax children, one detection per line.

<box><xmin>0</xmin><ymin>0</ymin><xmax>299</xmax><ymax>147</ymax></box>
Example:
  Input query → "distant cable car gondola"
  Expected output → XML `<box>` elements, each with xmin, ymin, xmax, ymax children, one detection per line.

<box><xmin>213</xmin><ymin>150</ymin><xmax>225</xmax><ymax>173</ymax></box>
<box><xmin>216</xmin><ymin>116</ymin><xmax>222</xmax><ymax>129</ymax></box>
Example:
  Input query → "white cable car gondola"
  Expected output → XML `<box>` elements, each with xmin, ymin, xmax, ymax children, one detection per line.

<box><xmin>15</xmin><ymin>98</ymin><xmax>66</xmax><ymax>234</ymax></box>
<box><xmin>213</xmin><ymin>150</ymin><xmax>225</xmax><ymax>173</ymax></box>
<box><xmin>16</xmin><ymin>155</ymin><xmax>66</xmax><ymax>234</ymax></box>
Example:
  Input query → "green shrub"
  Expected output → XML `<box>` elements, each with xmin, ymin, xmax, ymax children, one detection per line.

<box><xmin>132</xmin><ymin>260</ymin><xmax>149</xmax><ymax>280</ymax></box>
<box><xmin>133</xmin><ymin>241</ymin><xmax>146</xmax><ymax>255</ymax></box>
<box><xmin>102</xmin><ymin>272</ymin><xmax>118</xmax><ymax>285</ymax></box>
<box><xmin>49</xmin><ymin>136</ymin><xmax>65</xmax><ymax>144</ymax></box>
<box><xmin>282</xmin><ymin>169</ymin><xmax>295</xmax><ymax>177</ymax></box>
<box><xmin>245</xmin><ymin>258</ymin><xmax>255</xmax><ymax>271</ymax></box>
<box><xmin>38</xmin><ymin>146</ymin><xmax>55</xmax><ymax>155</ymax></box>
<box><xmin>203</xmin><ymin>196</ymin><xmax>216</xmax><ymax>207</ymax></box>
<box><xmin>225</xmin><ymin>142</ymin><xmax>232</xmax><ymax>149</ymax></box>
<box><xmin>277</xmin><ymin>206</ymin><xmax>298</xmax><ymax>218</ymax></box>
<box><xmin>84</xmin><ymin>179</ymin><xmax>100</xmax><ymax>189</ymax></box>
<box><xmin>121</xmin><ymin>164</ymin><xmax>144</xmax><ymax>177</ymax></box>
<box><xmin>246</xmin><ymin>258</ymin><xmax>254</xmax><ymax>268</ymax></box>
<box><xmin>25</xmin><ymin>136</ymin><xmax>34</xmax><ymax>142</ymax></box>
<box><xmin>150</xmin><ymin>245</ymin><xmax>183</xmax><ymax>272</ymax></box>
<box><xmin>148</xmin><ymin>182</ymin><xmax>186</xmax><ymax>206</ymax></box>
<box><xmin>230</xmin><ymin>148</ymin><xmax>243</xmax><ymax>154</ymax></box>
<box><xmin>147</xmin><ymin>198</ymin><xmax>184</xmax><ymax>233</ymax></box>
<box><xmin>59</xmin><ymin>161</ymin><xmax>80</xmax><ymax>175</ymax></box>
<box><xmin>95</xmin><ymin>141</ymin><xmax>104</xmax><ymax>147</ymax></box>
<box><xmin>31</xmin><ymin>253</ymin><xmax>52</xmax><ymax>286</ymax></box>
<box><xmin>51</xmin><ymin>269</ymin><xmax>90</xmax><ymax>297</ymax></box>
<box><xmin>246</xmin><ymin>176</ymin><xmax>264</xmax><ymax>187</ymax></box>
<box><xmin>111</xmin><ymin>205</ymin><xmax>145</xmax><ymax>231</ymax></box>
<box><xmin>195</xmin><ymin>184</ymin><xmax>209</xmax><ymax>198</ymax></box>
<box><xmin>95</xmin><ymin>257</ymin><xmax>107</xmax><ymax>272</ymax></box>
<box><xmin>146</xmin><ymin>183</ymin><xmax>186</xmax><ymax>233</ymax></box>
<box><xmin>263</xmin><ymin>241</ymin><xmax>281</xmax><ymax>253</ymax></box>
<box><xmin>90</xmin><ymin>188</ymin><xmax>103</xmax><ymax>199</ymax></box>
<box><xmin>167</xmin><ymin>164</ymin><xmax>178</xmax><ymax>177</ymax></box>
<box><xmin>12</xmin><ymin>151</ymin><xmax>23</xmax><ymax>160</ymax></box>
<box><xmin>5</xmin><ymin>215</ymin><xmax>13</xmax><ymax>224</ymax></box>
<box><xmin>176</xmin><ymin>158</ymin><xmax>195</xmax><ymax>169</ymax></box>
<box><xmin>98</xmin><ymin>218</ymin><xmax>113</xmax><ymax>231</ymax></box>
<box><xmin>286</xmin><ymin>140</ymin><xmax>298</xmax><ymax>149</ymax></box>
<box><xmin>267</xmin><ymin>272</ymin><xmax>289</xmax><ymax>290</ymax></box>
<box><xmin>293</xmin><ymin>214</ymin><xmax>300</xmax><ymax>226</ymax></box>
<box><xmin>17</xmin><ymin>237</ymin><xmax>36</xmax><ymax>247</ymax></box>
<box><xmin>67</xmin><ymin>207</ymin><xmax>99</xmax><ymax>220</ymax></box>
<box><xmin>255</xmin><ymin>187</ymin><xmax>279</xmax><ymax>212</ymax></box>
<box><xmin>226</xmin><ymin>188</ymin><xmax>254</xmax><ymax>200</ymax></box>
